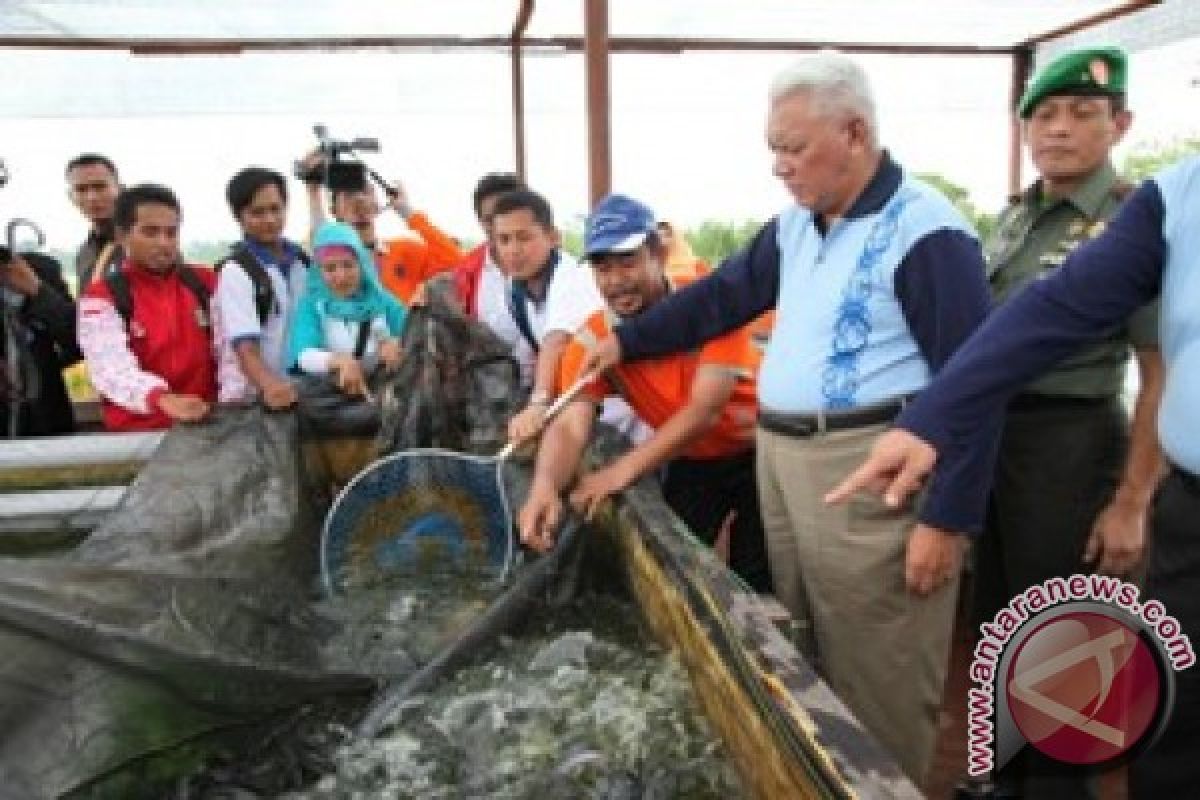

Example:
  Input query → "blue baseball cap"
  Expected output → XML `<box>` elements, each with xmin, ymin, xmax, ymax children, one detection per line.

<box><xmin>584</xmin><ymin>193</ymin><xmax>657</xmax><ymax>260</ymax></box>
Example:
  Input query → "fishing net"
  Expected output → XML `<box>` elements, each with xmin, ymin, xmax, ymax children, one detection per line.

<box><xmin>320</xmin><ymin>447</ymin><xmax>517</xmax><ymax>593</ymax></box>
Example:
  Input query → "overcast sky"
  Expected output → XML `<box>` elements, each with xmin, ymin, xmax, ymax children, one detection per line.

<box><xmin>1</xmin><ymin>36</ymin><xmax>1197</xmax><ymax>255</ymax></box>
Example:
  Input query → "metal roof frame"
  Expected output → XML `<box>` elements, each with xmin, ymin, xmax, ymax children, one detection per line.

<box><xmin>0</xmin><ymin>0</ymin><xmax>1163</xmax><ymax>203</ymax></box>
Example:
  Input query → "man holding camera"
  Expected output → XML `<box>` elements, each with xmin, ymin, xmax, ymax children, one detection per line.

<box><xmin>1</xmin><ymin>247</ymin><xmax>81</xmax><ymax>437</ymax></box>
<box><xmin>298</xmin><ymin>149</ymin><xmax>462</xmax><ymax>305</ymax></box>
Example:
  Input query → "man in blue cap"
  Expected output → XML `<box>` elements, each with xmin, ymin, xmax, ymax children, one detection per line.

<box><xmin>517</xmin><ymin>193</ymin><xmax>771</xmax><ymax>593</ymax></box>
<box><xmin>970</xmin><ymin>45</ymin><xmax>1164</xmax><ymax>798</ymax></box>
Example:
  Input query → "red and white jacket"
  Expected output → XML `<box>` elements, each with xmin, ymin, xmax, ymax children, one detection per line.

<box><xmin>452</xmin><ymin>242</ymin><xmax>488</xmax><ymax>319</ymax></box>
<box><xmin>78</xmin><ymin>261</ymin><xmax>218</xmax><ymax>431</ymax></box>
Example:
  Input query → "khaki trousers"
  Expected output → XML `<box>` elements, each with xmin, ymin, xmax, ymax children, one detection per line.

<box><xmin>756</xmin><ymin>423</ymin><xmax>959</xmax><ymax>784</ymax></box>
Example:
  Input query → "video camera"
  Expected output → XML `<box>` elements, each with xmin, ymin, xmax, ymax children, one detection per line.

<box><xmin>294</xmin><ymin>125</ymin><xmax>381</xmax><ymax>192</ymax></box>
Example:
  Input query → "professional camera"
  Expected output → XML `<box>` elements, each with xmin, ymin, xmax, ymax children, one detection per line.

<box><xmin>294</xmin><ymin>125</ymin><xmax>381</xmax><ymax>191</ymax></box>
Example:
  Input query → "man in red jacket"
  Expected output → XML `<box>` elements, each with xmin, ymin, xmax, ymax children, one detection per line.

<box><xmin>78</xmin><ymin>184</ymin><xmax>217</xmax><ymax>431</ymax></box>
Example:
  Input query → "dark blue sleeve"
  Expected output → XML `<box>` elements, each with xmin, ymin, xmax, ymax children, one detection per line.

<box><xmin>900</xmin><ymin>180</ymin><xmax>1167</xmax><ymax>487</ymax></box>
<box><xmin>894</xmin><ymin>229</ymin><xmax>992</xmax><ymax>370</ymax></box>
<box><xmin>615</xmin><ymin>217</ymin><xmax>781</xmax><ymax>361</ymax></box>
<box><xmin>893</xmin><ymin>228</ymin><xmax>999</xmax><ymax>533</ymax></box>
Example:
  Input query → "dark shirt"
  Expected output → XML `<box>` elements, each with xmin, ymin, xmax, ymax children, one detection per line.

<box><xmin>899</xmin><ymin>181</ymin><xmax>1167</xmax><ymax>477</ymax></box>
<box><xmin>614</xmin><ymin>152</ymin><xmax>998</xmax><ymax>533</ymax></box>
<box><xmin>2</xmin><ymin>252</ymin><xmax>81</xmax><ymax>436</ymax></box>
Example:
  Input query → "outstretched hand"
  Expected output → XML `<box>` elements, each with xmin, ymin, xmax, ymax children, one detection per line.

<box><xmin>824</xmin><ymin>428</ymin><xmax>938</xmax><ymax>509</ymax></box>
<box><xmin>518</xmin><ymin>483</ymin><xmax>565</xmax><ymax>554</ymax></box>
<box><xmin>157</xmin><ymin>392</ymin><xmax>211</xmax><ymax>423</ymax></box>
<box><xmin>330</xmin><ymin>355</ymin><xmax>368</xmax><ymax>398</ymax></box>
<box><xmin>260</xmin><ymin>377</ymin><xmax>298</xmax><ymax>410</ymax></box>
<box><xmin>378</xmin><ymin>338</ymin><xmax>404</xmax><ymax>372</ymax></box>
<box><xmin>581</xmin><ymin>335</ymin><xmax>622</xmax><ymax>378</ymax></box>
<box><xmin>568</xmin><ymin>462</ymin><xmax>636</xmax><ymax>521</ymax></box>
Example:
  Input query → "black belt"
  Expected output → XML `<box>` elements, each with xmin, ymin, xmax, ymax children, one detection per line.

<box><xmin>1008</xmin><ymin>393</ymin><xmax>1115</xmax><ymax>412</ymax></box>
<box><xmin>1173</xmin><ymin>465</ymin><xmax>1200</xmax><ymax>496</ymax></box>
<box><xmin>758</xmin><ymin>398</ymin><xmax>908</xmax><ymax>439</ymax></box>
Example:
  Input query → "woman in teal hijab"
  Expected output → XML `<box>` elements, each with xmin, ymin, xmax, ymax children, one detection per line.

<box><xmin>289</xmin><ymin>221</ymin><xmax>407</xmax><ymax>397</ymax></box>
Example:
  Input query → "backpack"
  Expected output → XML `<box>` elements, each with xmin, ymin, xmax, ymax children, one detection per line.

<box><xmin>215</xmin><ymin>244</ymin><xmax>311</xmax><ymax>327</ymax></box>
<box><xmin>105</xmin><ymin>263</ymin><xmax>212</xmax><ymax>331</ymax></box>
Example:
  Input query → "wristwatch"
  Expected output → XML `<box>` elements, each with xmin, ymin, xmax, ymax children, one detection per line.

<box><xmin>529</xmin><ymin>388</ymin><xmax>552</xmax><ymax>406</ymax></box>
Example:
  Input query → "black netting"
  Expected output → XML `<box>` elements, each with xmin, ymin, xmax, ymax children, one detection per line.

<box><xmin>377</xmin><ymin>280</ymin><xmax>523</xmax><ymax>456</ymax></box>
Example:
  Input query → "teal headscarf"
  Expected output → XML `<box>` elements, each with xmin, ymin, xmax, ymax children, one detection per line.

<box><xmin>287</xmin><ymin>221</ymin><xmax>407</xmax><ymax>368</ymax></box>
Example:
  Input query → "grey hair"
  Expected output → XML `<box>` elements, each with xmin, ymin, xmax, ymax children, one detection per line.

<box><xmin>769</xmin><ymin>50</ymin><xmax>879</xmax><ymax>146</ymax></box>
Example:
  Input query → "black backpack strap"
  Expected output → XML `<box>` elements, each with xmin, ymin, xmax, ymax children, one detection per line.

<box><xmin>105</xmin><ymin>264</ymin><xmax>211</xmax><ymax>332</ymax></box>
<box><xmin>217</xmin><ymin>246</ymin><xmax>275</xmax><ymax>327</ymax></box>
<box><xmin>505</xmin><ymin>250</ymin><xmax>561</xmax><ymax>355</ymax></box>
<box><xmin>176</xmin><ymin>266</ymin><xmax>212</xmax><ymax>329</ymax></box>
<box><xmin>353</xmin><ymin>319</ymin><xmax>372</xmax><ymax>359</ymax></box>
<box><xmin>507</xmin><ymin>283</ymin><xmax>540</xmax><ymax>354</ymax></box>
<box><xmin>103</xmin><ymin>265</ymin><xmax>134</xmax><ymax>329</ymax></box>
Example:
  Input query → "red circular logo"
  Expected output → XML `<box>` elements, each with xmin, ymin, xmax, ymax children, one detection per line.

<box><xmin>1006</xmin><ymin>612</ymin><xmax>1162</xmax><ymax>765</ymax></box>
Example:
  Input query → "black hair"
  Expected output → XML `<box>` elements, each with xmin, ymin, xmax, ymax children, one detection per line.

<box><xmin>114</xmin><ymin>184</ymin><xmax>180</xmax><ymax>231</ymax></box>
<box><xmin>490</xmin><ymin>188</ymin><xmax>554</xmax><ymax>231</ymax></box>
<box><xmin>65</xmin><ymin>153</ymin><xmax>118</xmax><ymax>179</ymax></box>
<box><xmin>225</xmin><ymin>167</ymin><xmax>287</xmax><ymax>217</ymax></box>
<box><xmin>472</xmin><ymin>172</ymin><xmax>524</xmax><ymax>218</ymax></box>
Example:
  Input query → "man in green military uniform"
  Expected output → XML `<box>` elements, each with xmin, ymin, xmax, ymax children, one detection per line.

<box><xmin>973</xmin><ymin>46</ymin><xmax>1165</xmax><ymax>797</ymax></box>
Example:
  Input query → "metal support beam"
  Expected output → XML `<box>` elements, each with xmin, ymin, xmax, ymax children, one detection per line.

<box><xmin>0</xmin><ymin>1</ymin><xmax>1161</xmax><ymax>58</ymax></box>
<box><xmin>1007</xmin><ymin>46</ymin><xmax>1033</xmax><ymax>198</ymax></box>
<box><xmin>1017</xmin><ymin>0</ymin><xmax>1160</xmax><ymax>47</ymax></box>
<box><xmin>510</xmin><ymin>0</ymin><xmax>534</xmax><ymax>179</ymax></box>
<box><xmin>0</xmin><ymin>35</ymin><xmax>1013</xmax><ymax>56</ymax></box>
<box><xmin>584</xmin><ymin>0</ymin><xmax>610</xmax><ymax>207</ymax></box>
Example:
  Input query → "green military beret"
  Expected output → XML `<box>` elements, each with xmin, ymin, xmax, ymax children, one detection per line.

<box><xmin>1018</xmin><ymin>46</ymin><xmax>1127</xmax><ymax>118</ymax></box>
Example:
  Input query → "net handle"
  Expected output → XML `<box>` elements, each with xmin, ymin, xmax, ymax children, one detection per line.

<box><xmin>496</xmin><ymin>370</ymin><xmax>599</xmax><ymax>461</ymax></box>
